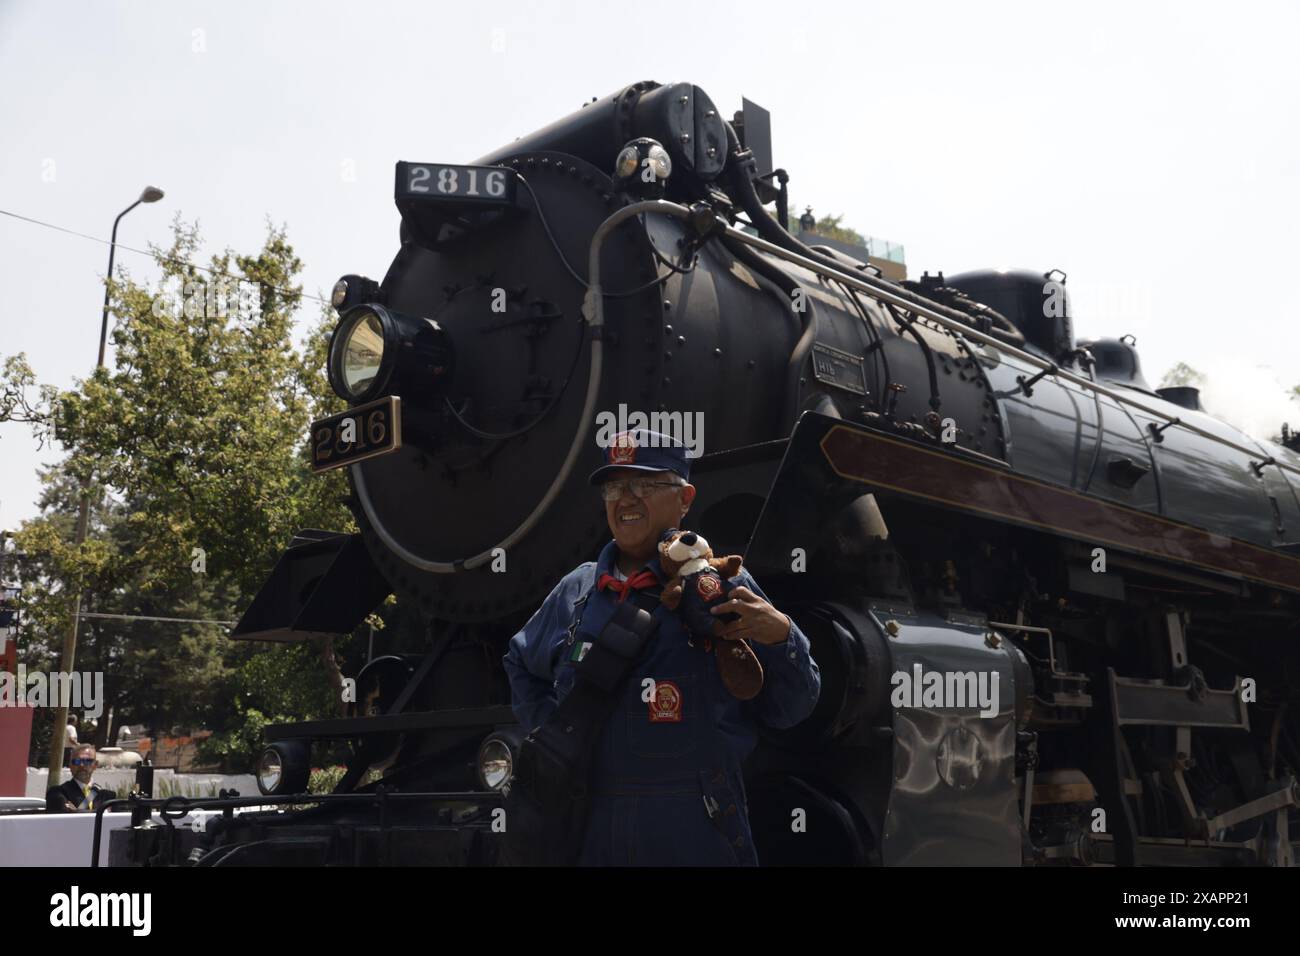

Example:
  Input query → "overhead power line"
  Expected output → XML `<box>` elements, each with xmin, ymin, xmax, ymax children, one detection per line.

<box><xmin>75</xmin><ymin>611</ymin><xmax>236</xmax><ymax>627</ymax></box>
<box><xmin>0</xmin><ymin>207</ymin><xmax>332</xmax><ymax>307</ymax></box>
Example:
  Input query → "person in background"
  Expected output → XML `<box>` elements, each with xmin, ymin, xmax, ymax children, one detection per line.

<box><xmin>62</xmin><ymin>718</ymin><xmax>78</xmax><ymax>767</ymax></box>
<box><xmin>46</xmin><ymin>743</ymin><xmax>115</xmax><ymax>813</ymax></box>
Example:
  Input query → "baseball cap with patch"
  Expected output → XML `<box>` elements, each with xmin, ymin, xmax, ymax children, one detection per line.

<box><xmin>588</xmin><ymin>429</ymin><xmax>691</xmax><ymax>485</ymax></box>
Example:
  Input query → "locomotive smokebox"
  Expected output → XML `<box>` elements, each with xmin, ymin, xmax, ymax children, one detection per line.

<box><xmin>315</xmin><ymin>81</ymin><xmax>810</xmax><ymax>624</ymax></box>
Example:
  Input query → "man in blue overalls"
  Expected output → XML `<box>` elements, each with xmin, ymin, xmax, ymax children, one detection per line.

<box><xmin>503</xmin><ymin>429</ymin><xmax>820</xmax><ymax>865</ymax></box>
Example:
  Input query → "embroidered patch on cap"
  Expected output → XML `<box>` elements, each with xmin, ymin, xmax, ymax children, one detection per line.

<box><xmin>695</xmin><ymin>574</ymin><xmax>722</xmax><ymax>600</ymax></box>
<box><xmin>609</xmin><ymin>432</ymin><xmax>638</xmax><ymax>465</ymax></box>
<box><xmin>648</xmin><ymin>680</ymin><xmax>683</xmax><ymax>722</ymax></box>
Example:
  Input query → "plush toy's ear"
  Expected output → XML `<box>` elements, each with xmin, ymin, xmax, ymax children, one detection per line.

<box><xmin>660</xmin><ymin>578</ymin><xmax>684</xmax><ymax>610</ymax></box>
<box><xmin>657</xmin><ymin>538</ymin><xmax>679</xmax><ymax>575</ymax></box>
<box><xmin>712</xmin><ymin>554</ymin><xmax>743</xmax><ymax>579</ymax></box>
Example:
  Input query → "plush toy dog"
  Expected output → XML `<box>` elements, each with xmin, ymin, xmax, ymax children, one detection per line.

<box><xmin>658</xmin><ymin>529</ymin><xmax>764</xmax><ymax>700</ymax></box>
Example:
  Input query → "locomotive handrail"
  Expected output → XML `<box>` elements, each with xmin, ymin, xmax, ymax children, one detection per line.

<box><xmin>718</xmin><ymin>223</ymin><xmax>1300</xmax><ymax>482</ymax></box>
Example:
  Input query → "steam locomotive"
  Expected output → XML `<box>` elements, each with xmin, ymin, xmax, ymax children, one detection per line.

<box><xmin>114</xmin><ymin>80</ymin><xmax>1300</xmax><ymax>867</ymax></box>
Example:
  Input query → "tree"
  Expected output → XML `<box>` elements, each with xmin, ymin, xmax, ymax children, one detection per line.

<box><xmin>787</xmin><ymin>200</ymin><xmax>868</xmax><ymax>246</ymax></box>
<box><xmin>0</xmin><ymin>218</ymin><xmax>362</xmax><ymax>768</ymax></box>
<box><xmin>1160</xmin><ymin>362</ymin><xmax>1206</xmax><ymax>389</ymax></box>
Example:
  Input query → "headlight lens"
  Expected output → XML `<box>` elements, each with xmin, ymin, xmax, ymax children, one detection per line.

<box><xmin>331</xmin><ymin>278</ymin><xmax>350</xmax><ymax>309</ymax></box>
<box><xmin>646</xmin><ymin>143</ymin><xmax>671</xmax><ymax>181</ymax></box>
<box><xmin>255</xmin><ymin>740</ymin><xmax>311</xmax><ymax>795</ymax></box>
<box><xmin>256</xmin><ymin>748</ymin><xmax>283</xmax><ymax>793</ymax></box>
<box><xmin>615</xmin><ymin>145</ymin><xmax>639</xmax><ymax>180</ymax></box>
<box><xmin>477</xmin><ymin>736</ymin><xmax>515</xmax><ymax>790</ymax></box>
<box><xmin>341</xmin><ymin>311</ymin><xmax>385</xmax><ymax>397</ymax></box>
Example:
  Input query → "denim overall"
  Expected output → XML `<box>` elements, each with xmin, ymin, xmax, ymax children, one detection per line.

<box><xmin>504</xmin><ymin>540</ymin><xmax>821</xmax><ymax>866</ymax></box>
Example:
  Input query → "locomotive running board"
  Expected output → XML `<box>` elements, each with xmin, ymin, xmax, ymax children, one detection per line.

<box><xmin>746</xmin><ymin>412</ymin><xmax>1300</xmax><ymax>595</ymax></box>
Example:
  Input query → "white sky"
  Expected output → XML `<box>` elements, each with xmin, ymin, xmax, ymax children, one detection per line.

<box><xmin>2</xmin><ymin>0</ymin><xmax>1298</xmax><ymax>530</ymax></box>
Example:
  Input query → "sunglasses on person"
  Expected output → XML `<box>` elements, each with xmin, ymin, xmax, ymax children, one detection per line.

<box><xmin>600</xmin><ymin>476</ymin><xmax>683</xmax><ymax>501</ymax></box>
<box><xmin>70</xmin><ymin>758</ymin><xmax>95</xmax><ymax>766</ymax></box>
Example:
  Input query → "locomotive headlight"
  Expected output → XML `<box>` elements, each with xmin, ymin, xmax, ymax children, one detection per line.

<box><xmin>256</xmin><ymin>740</ymin><xmax>311</xmax><ymax>796</ymax></box>
<box><xmin>338</xmin><ymin>309</ymin><xmax>386</xmax><ymax>398</ymax></box>
<box><xmin>615</xmin><ymin>145</ymin><xmax>641</xmax><ymax>180</ymax></box>
<box><xmin>612</xmin><ymin>137</ymin><xmax>672</xmax><ymax>196</ymax></box>
<box><xmin>330</xmin><ymin>273</ymin><xmax>380</xmax><ymax>313</ymax></box>
<box><xmin>328</xmin><ymin>304</ymin><xmax>453</xmax><ymax>403</ymax></box>
<box><xmin>645</xmin><ymin>143</ymin><xmax>672</xmax><ymax>182</ymax></box>
<box><xmin>331</xmin><ymin>278</ymin><xmax>350</xmax><ymax>309</ymax></box>
<box><xmin>257</xmin><ymin>748</ymin><xmax>282</xmax><ymax>792</ymax></box>
<box><xmin>476</xmin><ymin>728</ymin><xmax>523</xmax><ymax>791</ymax></box>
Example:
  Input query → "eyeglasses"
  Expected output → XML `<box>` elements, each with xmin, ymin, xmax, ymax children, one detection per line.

<box><xmin>70</xmin><ymin>758</ymin><xmax>95</xmax><ymax>766</ymax></box>
<box><xmin>600</xmin><ymin>476</ymin><xmax>683</xmax><ymax>501</ymax></box>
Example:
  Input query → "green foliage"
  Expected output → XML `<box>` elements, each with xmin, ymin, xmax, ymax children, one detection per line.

<box><xmin>195</xmin><ymin>705</ymin><xmax>275</xmax><ymax>769</ymax></box>
<box><xmin>309</xmin><ymin>765</ymin><xmax>347</xmax><ymax>795</ymax></box>
<box><xmin>788</xmin><ymin>201</ymin><xmax>867</xmax><ymax>246</ymax></box>
<box><xmin>0</xmin><ymin>218</ymin><xmax>360</xmax><ymax>760</ymax></box>
<box><xmin>1160</xmin><ymin>362</ymin><xmax>1206</xmax><ymax>389</ymax></box>
<box><xmin>199</xmin><ymin>637</ymin><xmax>356</xmax><ymax>771</ymax></box>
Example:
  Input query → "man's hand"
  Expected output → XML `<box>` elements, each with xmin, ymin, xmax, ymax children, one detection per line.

<box><xmin>63</xmin><ymin>799</ymin><xmax>77</xmax><ymax>812</ymax></box>
<box><xmin>710</xmin><ymin>586</ymin><xmax>791</xmax><ymax>646</ymax></box>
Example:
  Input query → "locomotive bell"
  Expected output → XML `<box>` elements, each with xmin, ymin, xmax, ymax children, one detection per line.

<box><xmin>613</xmin><ymin>137</ymin><xmax>672</xmax><ymax>197</ymax></box>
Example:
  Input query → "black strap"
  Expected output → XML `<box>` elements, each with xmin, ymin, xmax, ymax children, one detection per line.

<box><xmin>503</xmin><ymin>585</ymin><xmax>661</xmax><ymax>865</ymax></box>
<box><xmin>514</xmin><ymin>588</ymin><xmax>659</xmax><ymax>780</ymax></box>
<box><xmin>572</xmin><ymin>589</ymin><xmax>659</xmax><ymax>692</ymax></box>
<box><xmin>535</xmin><ymin>589</ymin><xmax>660</xmax><ymax>760</ymax></box>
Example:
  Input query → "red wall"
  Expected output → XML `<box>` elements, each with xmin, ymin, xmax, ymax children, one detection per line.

<box><xmin>0</xmin><ymin>632</ymin><xmax>35</xmax><ymax>796</ymax></box>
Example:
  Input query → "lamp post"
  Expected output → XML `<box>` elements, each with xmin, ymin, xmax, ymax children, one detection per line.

<box><xmin>45</xmin><ymin>186</ymin><xmax>164</xmax><ymax>789</ymax></box>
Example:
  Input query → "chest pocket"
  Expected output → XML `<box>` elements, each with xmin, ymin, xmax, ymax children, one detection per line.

<box><xmin>625</xmin><ymin>673</ymin><xmax>698</xmax><ymax>759</ymax></box>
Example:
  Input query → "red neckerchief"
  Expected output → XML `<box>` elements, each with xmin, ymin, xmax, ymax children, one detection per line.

<box><xmin>596</xmin><ymin>569</ymin><xmax>660</xmax><ymax>602</ymax></box>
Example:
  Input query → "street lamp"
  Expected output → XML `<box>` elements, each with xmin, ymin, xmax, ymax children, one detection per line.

<box><xmin>45</xmin><ymin>186</ymin><xmax>164</xmax><ymax>790</ymax></box>
<box><xmin>97</xmin><ymin>186</ymin><xmax>164</xmax><ymax>366</ymax></box>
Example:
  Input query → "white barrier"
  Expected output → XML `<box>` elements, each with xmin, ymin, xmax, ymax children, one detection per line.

<box><xmin>0</xmin><ymin>808</ymin><xmax>245</xmax><ymax>867</ymax></box>
<box><xmin>25</xmin><ymin>768</ymin><xmax>259</xmax><ymax>800</ymax></box>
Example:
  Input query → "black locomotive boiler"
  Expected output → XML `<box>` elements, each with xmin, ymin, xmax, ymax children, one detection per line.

<box><xmin>115</xmin><ymin>81</ymin><xmax>1300</xmax><ymax>867</ymax></box>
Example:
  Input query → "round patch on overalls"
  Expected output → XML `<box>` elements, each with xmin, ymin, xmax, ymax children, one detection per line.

<box><xmin>648</xmin><ymin>681</ymin><xmax>683</xmax><ymax>722</ymax></box>
<box><xmin>696</xmin><ymin>574</ymin><xmax>721</xmax><ymax>600</ymax></box>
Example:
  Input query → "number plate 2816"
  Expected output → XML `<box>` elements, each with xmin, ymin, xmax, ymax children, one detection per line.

<box><xmin>396</xmin><ymin>162</ymin><xmax>515</xmax><ymax>204</ymax></box>
<box><xmin>310</xmin><ymin>396</ymin><xmax>402</xmax><ymax>474</ymax></box>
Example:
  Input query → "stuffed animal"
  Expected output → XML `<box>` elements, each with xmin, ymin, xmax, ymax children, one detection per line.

<box><xmin>657</xmin><ymin>529</ymin><xmax>764</xmax><ymax>700</ymax></box>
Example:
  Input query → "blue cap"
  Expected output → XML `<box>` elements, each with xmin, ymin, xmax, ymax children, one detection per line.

<box><xmin>588</xmin><ymin>429</ymin><xmax>691</xmax><ymax>485</ymax></box>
